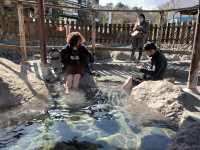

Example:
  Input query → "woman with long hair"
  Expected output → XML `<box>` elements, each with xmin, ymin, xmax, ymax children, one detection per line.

<box><xmin>61</xmin><ymin>32</ymin><xmax>93</xmax><ymax>94</ymax></box>
<box><xmin>131</xmin><ymin>13</ymin><xmax>149</xmax><ymax>61</ymax></box>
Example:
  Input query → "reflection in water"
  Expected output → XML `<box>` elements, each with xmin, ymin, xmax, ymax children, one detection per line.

<box><xmin>0</xmin><ymin>88</ymin><xmax>175</xmax><ymax>150</ymax></box>
<box><xmin>139</xmin><ymin>134</ymin><xmax>172</xmax><ymax>150</ymax></box>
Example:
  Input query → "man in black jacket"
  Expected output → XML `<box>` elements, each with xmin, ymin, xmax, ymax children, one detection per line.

<box><xmin>121</xmin><ymin>42</ymin><xmax>167</xmax><ymax>93</ymax></box>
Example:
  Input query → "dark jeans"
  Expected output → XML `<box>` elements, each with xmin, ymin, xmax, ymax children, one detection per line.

<box><xmin>131</xmin><ymin>35</ymin><xmax>145</xmax><ymax>61</ymax></box>
<box><xmin>131</xmin><ymin>47</ymin><xmax>143</xmax><ymax>61</ymax></box>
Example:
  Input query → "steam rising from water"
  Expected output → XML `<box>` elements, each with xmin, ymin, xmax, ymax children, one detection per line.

<box><xmin>51</xmin><ymin>86</ymin><xmax>164</xmax><ymax>128</ymax></box>
<box><xmin>82</xmin><ymin>87</ymin><xmax>165</xmax><ymax>127</ymax></box>
<box><xmin>0</xmin><ymin>87</ymin><xmax>173</xmax><ymax>150</ymax></box>
<box><xmin>0</xmin><ymin>87</ymin><xmax>165</xmax><ymax>130</ymax></box>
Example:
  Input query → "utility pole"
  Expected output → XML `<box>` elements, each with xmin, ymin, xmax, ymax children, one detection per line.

<box><xmin>187</xmin><ymin>0</ymin><xmax>200</xmax><ymax>90</ymax></box>
<box><xmin>37</xmin><ymin>0</ymin><xmax>47</xmax><ymax>64</ymax></box>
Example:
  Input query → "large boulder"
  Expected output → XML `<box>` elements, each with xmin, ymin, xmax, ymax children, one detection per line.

<box><xmin>0</xmin><ymin>48</ymin><xmax>21</xmax><ymax>64</ymax></box>
<box><xmin>181</xmin><ymin>55</ymin><xmax>191</xmax><ymax>61</ymax></box>
<box><xmin>94</xmin><ymin>50</ymin><xmax>111</xmax><ymax>60</ymax></box>
<box><xmin>111</xmin><ymin>51</ymin><xmax>131</xmax><ymax>61</ymax></box>
<box><xmin>79</xmin><ymin>73</ymin><xmax>97</xmax><ymax>89</ymax></box>
<box><xmin>88</xmin><ymin>44</ymin><xmax>111</xmax><ymax>60</ymax></box>
<box><xmin>130</xmin><ymin>80</ymin><xmax>194</xmax><ymax>124</ymax></box>
<box><xmin>111</xmin><ymin>51</ymin><xmax>148</xmax><ymax>61</ymax></box>
<box><xmin>165</xmin><ymin>54</ymin><xmax>181</xmax><ymax>61</ymax></box>
<box><xmin>0</xmin><ymin>58</ymin><xmax>48</xmax><ymax>109</ymax></box>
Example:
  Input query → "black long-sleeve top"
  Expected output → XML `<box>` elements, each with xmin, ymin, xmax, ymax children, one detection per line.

<box><xmin>140</xmin><ymin>51</ymin><xmax>167</xmax><ymax>80</ymax></box>
<box><xmin>61</xmin><ymin>44</ymin><xmax>94</xmax><ymax>69</ymax></box>
<box><xmin>134</xmin><ymin>21</ymin><xmax>149</xmax><ymax>34</ymax></box>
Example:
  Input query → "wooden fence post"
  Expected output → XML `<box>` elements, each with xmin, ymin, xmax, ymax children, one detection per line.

<box><xmin>17</xmin><ymin>1</ymin><xmax>27</xmax><ymax>62</ymax></box>
<box><xmin>187</xmin><ymin>3</ymin><xmax>200</xmax><ymax>90</ymax></box>
<box><xmin>37</xmin><ymin>0</ymin><xmax>47</xmax><ymax>64</ymax></box>
<box><xmin>180</xmin><ymin>22</ymin><xmax>187</xmax><ymax>44</ymax></box>
<box><xmin>65</xmin><ymin>20</ymin><xmax>70</xmax><ymax>36</ymax></box>
<box><xmin>148</xmin><ymin>24</ymin><xmax>153</xmax><ymax>41</ymax></box>
<box><xmin>91</xmin><ymin>9</ymin><xmax>96</xmax><ymax>54</ymax></box>
<box><xmin>165</xmin><ymin>23</ymin><xmax>171</xmax><ymax>43</ymax></box>
<box><xmin>153</xmin><ymin>24</ymin><xmax>158</xmax><ymax>43</ymax></box>
<box><xmin>158</xmin><ymin>11</ymin><xmax>165</xmax><ymax>49</ymax></box>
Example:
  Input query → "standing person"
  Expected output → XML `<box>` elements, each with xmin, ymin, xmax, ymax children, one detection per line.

<box><xmin>131</xmin><ymin>13</ymin><xmax>149</xmax><ymax>61</ymax></box>
<box><xmin>121</xmin><ymin>42</ymin><xmax>168</xmax><ymax>93</ymax></box>
<box><xmin>61</xmin><ymin>32</ymin><xmax>94</xmax><ymax>94</ymax></box>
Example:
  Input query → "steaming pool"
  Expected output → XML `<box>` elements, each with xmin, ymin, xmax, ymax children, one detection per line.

<box><xmin>0</xmin><ymin>88</ymin><xmax>176</xmax><ymax>150</ymax></box>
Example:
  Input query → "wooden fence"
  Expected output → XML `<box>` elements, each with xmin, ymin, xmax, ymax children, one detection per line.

<box><xmin>0</xmin><ymin>17</ymin><xmax>196</xmax><ymax>50</ymax></box>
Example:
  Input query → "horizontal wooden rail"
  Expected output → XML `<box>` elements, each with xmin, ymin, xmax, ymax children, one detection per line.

<box><xmin>91</xmin><ymin>46</ymin><xmax>192</xmax><ymax>55</ymax></box>
<box><xmin>11</xmin><ymin>0</ymin><xmax>86</xmax><ymax>10</ymax></box>
<box><xmin>22</xmin><ymin>20</ymin><xmax>195</xmax><ymax>46</ymax></box>
<box><xmin>0</xmin><ymin>43</ymin><xmax>192</xmax><ymax>55</ymax></box>
<box><xmin>11</xmin><ymin>0</ymin><xmax>198</xmax><ymax>13</ymax></box>
<box><xmin>0</xmin><ymin>43</ymin><xmax>18</xmax><ymax>50</ymax></box>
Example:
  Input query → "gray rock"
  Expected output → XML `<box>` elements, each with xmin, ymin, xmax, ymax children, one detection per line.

<box><xmin>130</xmin><ymin>80</ymin><xmax>199</xmax><ymax>124</ymax></box>
<box><xmin>79</xmin><ymin>73</ymin><xmax>97</xmax><ymax>89</ymax></box>
<box><xmin>111</xmin><ymin>51</ymin><xmax>131</xmax><ymax>61</ymax></box>
<box><xmin>169</xmin><ymin>120</ymin><xmax>200</xmax><ymax>150</ymax></box>
<box><xmin>94</xmin><ymin>50</ymin><xmax>111</xmax><ymax>60</ymax></box>
<box><xmin>0</xmin><ymin>58</ymin><xmax>48</xmax><ymax>109</ymax></box>
<box><xmin>139</xmin><ymin>134</ymin><xmax>171</xmax><ymax>150</ymax></box>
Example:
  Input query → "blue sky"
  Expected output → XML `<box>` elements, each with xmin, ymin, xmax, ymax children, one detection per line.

<box><xmin>99</xmin><ymin>0</ymin><xmax>168</xmax><ymax>9</ymax></box>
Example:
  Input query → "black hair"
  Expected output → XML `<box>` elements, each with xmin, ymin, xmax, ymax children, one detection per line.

<box><xmin>70</xmin><ymin>35</ymin><xmax>80</xmax><ymax>47</ymax></box>
<box><xmin>144</xmin><ymin>42</ymin><xmax>157</xmax><ymax>51</ymax></box>
<box><xmin>139</xmin><ymin>13</ymin><xmax>145</xmax><ymax>20</ymax></box>
<box><xmin>67</xmin><ymin>32</ymin><xmax>85</xmax><ymax>47</ymax></box>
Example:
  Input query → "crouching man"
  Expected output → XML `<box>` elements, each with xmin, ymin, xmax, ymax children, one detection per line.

<box><xmin>121</xmin><ymin>42</ymin><xmax>168</xmax><ymax>93</ymax></box>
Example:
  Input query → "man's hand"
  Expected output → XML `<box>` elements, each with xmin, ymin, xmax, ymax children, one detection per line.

<box><xmin>136</xmin><ymin>26</ymin><xmax>141</xmax><ymax>31</ymax></box>
<box><xmin>136</xmin><ymin>65</ymin><xmax>144</xmax><ymax>70</ymax></box>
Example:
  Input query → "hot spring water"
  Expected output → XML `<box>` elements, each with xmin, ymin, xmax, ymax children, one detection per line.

<box><xmin>0</xmin><ymin>88</ymin><xmax>175</xmax><ymax>150</ymax></box>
